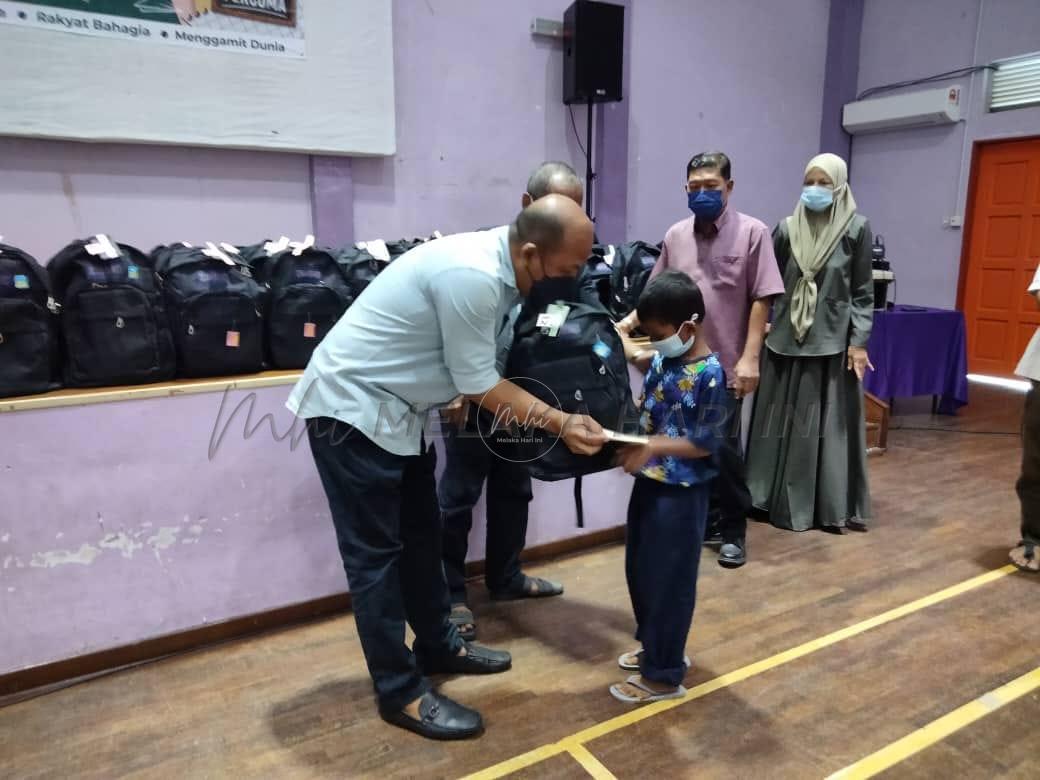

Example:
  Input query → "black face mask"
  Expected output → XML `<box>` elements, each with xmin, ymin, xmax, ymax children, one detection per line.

<box><xmin>527</xmin><ymin>274</ymin><xmax>580</xmax><ymax>307</ymax></box>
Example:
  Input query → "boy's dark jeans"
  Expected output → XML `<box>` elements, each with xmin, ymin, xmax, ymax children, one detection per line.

<box><xmin>626</xmin><ymin>477</ymin><xmax>708</xmax><ymax>687</ymax></box>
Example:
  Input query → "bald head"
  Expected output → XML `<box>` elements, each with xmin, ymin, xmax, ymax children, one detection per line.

<box><xmin>523</xmin><ymin>161</ymin><xmax>584</xmax><ymax>208</ymax></box>
<box><xmin>509</xmin><ymin>194</ymin><xmax>594</xmax><ymax>296</ymax></box>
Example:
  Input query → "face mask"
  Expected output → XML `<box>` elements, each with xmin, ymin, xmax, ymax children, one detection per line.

<box><xmin>801</xmin><ymin>185</ymin><xmax>834</xmax><ymax>212</ymax></box>
<box><xmin>688</xmin><ymin>189</ymin><xmax>725</xmax><ymax>221</ymax></box>
<box><xmin>651</xmin><ymin>323</ymin><xmax>696</xmax><ymax>359</ymax></box>
<box><xmin>528</xmin><ymin>274</ymin><xmax>579</xmax><ymax>306</ymax></box>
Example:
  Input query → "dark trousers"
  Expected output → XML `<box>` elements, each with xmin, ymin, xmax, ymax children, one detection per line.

<box><xmin>709</xmin><ymin>391</ymin><xmax>752</xmax><ymax>543</ymax></box>
<box><xmin>625</xmin><ymin>477</ymin><xmax>708</xmax><ymax>687</ymax></box>
<box><xmin>1017</xmin><ymin>381</ymin><xmax>1040</xmax><ymax>545</ymax></box>
<box><xmin>307</xmin><ymin>418</ymin><xmax>462</xmax><ymax>712</ymax></box>
<box><xmin>439</xmin><ymin>407</ymin><xmax>534</xmax><ymax>604</ymax></box>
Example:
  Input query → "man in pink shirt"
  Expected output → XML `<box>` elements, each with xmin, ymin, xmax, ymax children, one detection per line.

<box><xmin>620</xmin><ymin>152</ymin><xmax>785</xmax><ymax>567</ymax></box>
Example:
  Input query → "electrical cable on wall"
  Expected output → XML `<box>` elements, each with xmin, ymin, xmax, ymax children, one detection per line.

<box><xmin>857</xmin><ymin>64</ymin><xmax>996</xmax><ymax>101</ymax></box>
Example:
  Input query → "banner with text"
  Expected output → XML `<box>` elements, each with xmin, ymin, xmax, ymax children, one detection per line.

<box><xmin>0</xmin><ymin>0</ymin><xmax>304</xmax><ymax>58</ymax></box>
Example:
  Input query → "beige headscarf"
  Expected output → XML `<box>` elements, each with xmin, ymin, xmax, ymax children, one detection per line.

<box><xmin>787</xmin><ymin>152</ymin><xmax>858</xmax><ymax>343</ymax></box>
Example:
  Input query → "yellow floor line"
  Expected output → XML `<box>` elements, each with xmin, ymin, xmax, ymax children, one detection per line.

<box><xmin>460</xmin><ymin>565</ymin><xmax>1016</xmax><ymax>780</ymax></box>
<box><xmin>564</xmin><ymin>740</ymin><xmax>619</xmax><ymax>779</ymax></box>
<box><xmin>826</xmin><ymin>665</ymin><xmax>1040</xmax><ymax>779</ymax></box>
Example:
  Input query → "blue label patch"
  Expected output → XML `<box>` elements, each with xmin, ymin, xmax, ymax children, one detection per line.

<box><xmin>127</xmin><ymin>265</ymin><xmax>140</xmax><ymax>281</ymax></box>
<box><xmin>592</xmin><ymin>337</ymin><xmax>612</xmax><ymax>361</ymax></box>
<box><xmin>13</xmin><ymin>274</ymin><xmax>29</xmax><ymax>290</ymax></box>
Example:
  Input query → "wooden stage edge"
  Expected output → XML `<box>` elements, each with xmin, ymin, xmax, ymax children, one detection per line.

<box><xmin>0</xmin><ymin>370</ymin><xmax>304</xmax><ymax>414</ymax></box>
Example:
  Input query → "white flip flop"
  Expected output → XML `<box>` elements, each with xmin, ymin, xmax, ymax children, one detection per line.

<box><xmin>609</xmin><ymin>675</ymin><xmax>686</xmax><ymax>704</ymax></box>
<box><xmin>617</xmin><ymin>649</ymin><xmax>691</xmax><ymax>672</ymax></box>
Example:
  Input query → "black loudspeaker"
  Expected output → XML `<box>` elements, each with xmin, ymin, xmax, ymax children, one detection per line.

<box><xmin>563</xmin><ymin>0</ymin><xmax>624</xmax><ymax>105</ymax></box>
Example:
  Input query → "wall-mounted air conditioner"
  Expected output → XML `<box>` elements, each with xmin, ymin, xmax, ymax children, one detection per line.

<box><xmin>842</xmin><ymin>85</ymin><xmax>962</xmax><ymax>135</ymax></box>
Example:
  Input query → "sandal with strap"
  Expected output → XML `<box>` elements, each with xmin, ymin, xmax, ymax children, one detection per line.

<box><xmin>1010</xmin><ymin>541</ymin><xmax>1039</xmax><ymax>573</ymax></box>
<box><xmin>617</xmin><ymin>648</ymin><xmax>690</xmax><ymax>672</ymax></box>
<box><xmin>489</xmin><ymin>575</ymin><xmax>564</xmax><ymax>601</ymax></box>
<box><xmin>609</xmin><ymin>675</ymin><xmax>686</xmax><ymax>704</ymax></box>
<box><xmin>449</xmin><ymin>604</ymin><xmax>477</xmax><ymax>641</ymax></box>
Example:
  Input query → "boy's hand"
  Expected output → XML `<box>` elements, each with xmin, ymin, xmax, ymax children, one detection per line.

<box><xmin>617</xmin><ymin>441</ymin><xmax>656</xmax><ymax>474</ymax></box>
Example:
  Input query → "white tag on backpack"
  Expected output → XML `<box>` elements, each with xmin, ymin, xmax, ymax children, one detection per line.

<box><xmin>603</xmin><ymin>245</ymin><xmax>617</xmax><ymax>267</ymax></box>
<box><xmin>86</xmin><ymin>234</ymin><xmax>121</xmax><ymax>260</ymax></box>
<box><xmin>365</xmin><ymin>239</ymin><xmax>391</xmax><ymax>263</ymax></box>
<box><xmin>203</xmin><ymin>242</ymin><xmax>236</xmax><ymax>266</ymax></box>
<box><xmin>538</xmin><ymin>303</ymin><xmax>571</xmax><ymax>337</ymax></box>
<box><xmin>264</xmin><ymin>236</ymin><xmax>291</xmax><ymax>256</ymax></box>
<box><xmin>290</xmin><ymin>234</ymin><xmax>315</xmax><ymax>257</ymax></box>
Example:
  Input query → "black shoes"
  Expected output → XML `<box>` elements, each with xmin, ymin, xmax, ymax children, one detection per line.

<box><xmin>718</xmin><ymin>539</ymin><xmax>747</xmax><ymax>568</ymax></box>
<box><xmin>381</xmin><ymin>690</ymin><xmax>484</xmax><ymax>740</ymax></box>
<box><xmin>416</xmin><ymin>641</ymin><xmax>512</xmax><ymax>675</ymax></box>
<box><xmin>383</xmin><ymin>643</ymin><xmax>511</xmax><ymax>739</ymax></box>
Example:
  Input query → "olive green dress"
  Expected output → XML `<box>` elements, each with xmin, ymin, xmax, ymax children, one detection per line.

<box><xmin>745</xmin><ymin>216</ymin><xmax>874</xmax><ymax>531</ymax></box>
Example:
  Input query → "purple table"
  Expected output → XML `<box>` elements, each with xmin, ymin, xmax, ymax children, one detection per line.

<box><xmin>864</xmin><ymin>305</ymin><xmax>969</xmax><ymax>415</ymax></box>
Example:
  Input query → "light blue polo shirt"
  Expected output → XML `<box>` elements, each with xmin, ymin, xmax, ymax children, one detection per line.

<box><xmin>286</xmin><ymin>227</ymin><xmax>520</xmax><ymax>456</ymax></box>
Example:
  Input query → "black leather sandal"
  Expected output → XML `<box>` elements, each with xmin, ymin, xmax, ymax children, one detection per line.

<box><xmin>381</xmin><ymin>691</ymin><xmax>484</xmax><ymax>740</ymax></box>
<box><xmin>489</xmin><ymin>575</ymin><xmax>564</xmax><ymax>601</ymax></box>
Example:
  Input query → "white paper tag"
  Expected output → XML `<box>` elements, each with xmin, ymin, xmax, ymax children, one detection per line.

<box><xmin>365</xmin><ymin>239</ymin><xmax>391</xmax><ymax>263</ymax></box>
<box><xmin>432</xmin><ymin>230</ymin><xmax>443</xmax><ymax>240</ymax></box>
<box><xmin>203</xmin><ymin>241</ymin><xmax>236</xmax><ymax>266</ymax></box>
<box><xmin>536</xmin><ymin>312</ymin><xmax>557</xmax><ymax>329</ymax></box>
<box><xmin>603</xmin><ymin>245</ymin><xmax>617</xmax><ymax>267</ymax></box>
<box><xmin>263</xmin><ymin>236</ymin><xmax>291</xmax><ymax>256</ymax></box>
<box><xmin>220</xmin><ymin>242</ymin><xmax>241</xmax><ymax>256</ymax></box>
<box><xmin>86</xmin><ymin>234</ymin><xmax>121</xmax><ymax>260</ymax></box>
<box><xmin>290</xmin><ymin>234</ymin><xmax>316</xmax><ymax>257</ymax></box>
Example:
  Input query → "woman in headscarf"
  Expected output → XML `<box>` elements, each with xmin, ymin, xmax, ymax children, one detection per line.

<box><xmin>745</xmin><ymin>153</ymin><xmax>874</xmax><ymax>532</ymax></box>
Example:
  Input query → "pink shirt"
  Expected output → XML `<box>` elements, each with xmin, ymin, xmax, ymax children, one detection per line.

<box><xmin>652</xmin><ymin>208</ymin><xmax>785</xmax><ymax>384</ymax></box>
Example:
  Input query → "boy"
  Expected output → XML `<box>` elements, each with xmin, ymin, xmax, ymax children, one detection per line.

<box><xmin>611</xmin><ymin>271</ymin><xmax>726</xmax><ymax>703</ymax></box>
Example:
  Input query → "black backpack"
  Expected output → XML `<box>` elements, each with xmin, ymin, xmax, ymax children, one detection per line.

<box><xmin>49</xmin><ymin>235</ymin><xmax>176</xmax><ymax>387</ymax></box>
<box><xmin>263</xmin><ymin>245</ymin><xmax>354</xmax><ymax>369</ymax></box>
<box><xmin>386</xmin><ymin>237</ymin><xmax>428</xmax><ymax>261</ymax></box>
<box><xmin>505</xmin><ymin>299</ymin><xmax>636</xmax><ymax>479</ymax></box>
<box><xmin>156</xmin><ymin>244</ymin><xmax>267</xmax><ymax>378</ymax></box>
<box><xmin>336</xmin><ymin>246</ymin><xmax>389</xmax><ymax>295</ymax></box>
<box><xmin>0</xmin><ymin>243</ymin><xmax>61</xmax><ymax>398</ymax></box>
<box><xmin>578</xmin><ymin>244</ymin><xmax>614</xmax><ymax>311</ymax></box>
<box><xmin>607</xmin><ymin>241</ymin><xmax>661</xmax><ymax>320</ymax></box>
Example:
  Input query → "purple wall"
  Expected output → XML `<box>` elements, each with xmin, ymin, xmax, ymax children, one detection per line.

<box><xmin>851</xmin><ymin>0</ymin><xmax>1040</xmax><ymax>309</ymax></box>
<box><xmin>0</xmin><ymin>386</ymin><xmax>632</xmax><ymax>676</ymax></box>
<box><xmin>625</xmin><ymin>0</ymin><xmax>831</xmax><ymax>241</ymax></box>
<box><xmin>0</xmin><ymin>138</ymin><xmax>313</xmax><ymax>262</ymax></box>
<box><xmin>819</xmin><ymin>0</ymin><xmax>863</xmax><ymax>160</ymax></box>
<box><xmin>352</xmin><ymin>0</ymin><xmax>593</xmax><ymax>241</ymax></box>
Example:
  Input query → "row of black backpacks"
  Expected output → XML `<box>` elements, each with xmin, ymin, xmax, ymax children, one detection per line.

<box><xmin>0</xmin><ymin>232</ymin><xmax>662</xmax><ymax>399</ymax></box>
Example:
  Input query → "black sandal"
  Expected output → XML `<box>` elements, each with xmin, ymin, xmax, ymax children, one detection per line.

<box><xmin>449</xmin><ymin>604</ymin><xmax>476</xmax><ymax>641</ymax></box>
<box><xmin>489</xmin><ymin>575</ymin><xmax>564</xmax><ymax>601</ymax></box>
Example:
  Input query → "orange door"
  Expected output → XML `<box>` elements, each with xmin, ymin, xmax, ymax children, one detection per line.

<box><xmin>961</xmin><ymin>138</ymin><xmax>1040</xmax><ymax>376</ymax></box>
